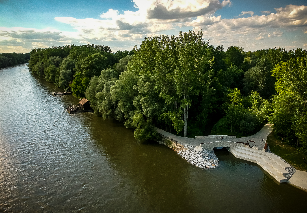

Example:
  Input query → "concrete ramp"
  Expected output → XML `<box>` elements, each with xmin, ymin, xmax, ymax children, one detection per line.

<box><xmin>288</xmin><ymin>170</ymin><xmax>307</xmax><ymax>191</ymax></box>
<box><xmin>229</xmin><ymin>145</ymin><xmax>291</xmax><ymax>183</ymax></box>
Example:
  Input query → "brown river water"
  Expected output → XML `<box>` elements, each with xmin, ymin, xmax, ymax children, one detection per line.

<box><xmin>0</xmin><ymin>64</ymin><xmax>306</xmax><ymax>212</ymax></box>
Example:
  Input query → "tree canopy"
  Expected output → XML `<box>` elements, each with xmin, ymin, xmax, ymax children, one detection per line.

<box><xmin>27</xmin><ymin>35</ymin><xmax>307</xmax><ymax>152</ymax></box>
<box><xmin>271</xmin><ymin>50</ymin><xmax>307</xmax><ymax>149</ymax></box>
<box><xmin>0</xmin><ymin>53</ymin><xmax>30</xmax><ymax>69</ymax></box>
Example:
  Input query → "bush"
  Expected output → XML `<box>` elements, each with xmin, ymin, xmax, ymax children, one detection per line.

<box><xmin>212</xmin><ymin>89</ymin><xmax>268</xmax><ymax>137</ymax></box>
<box><xmin>212</xmin><ymin>106</ymin><xmax>261</xmax><ymax>136</ymax></box>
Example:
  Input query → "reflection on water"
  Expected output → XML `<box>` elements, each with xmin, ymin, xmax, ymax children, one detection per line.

<box><xmin>0</xmin><ymin>65</ymin><xmax>306</xmax><ymax>212</ymax></box>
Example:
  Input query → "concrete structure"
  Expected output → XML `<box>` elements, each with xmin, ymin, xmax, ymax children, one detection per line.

<box><xmin>229</xmin><ymin>145</ymin><xmax>291</xmax><ymax>183</ymax></box>
<box><xmin>156</xmin><ymin>124</ymin><xmax>306</xmax><ymax>190</ymax></box>
<box><xmin>288</xmin><ymin>170</ymin><xmax>307</xmax><ymax>191</ymax></box>
<box><xmin>157</xmin><ymin>124</ymin><xmax>273</xmax><ymax>151</ymax></box>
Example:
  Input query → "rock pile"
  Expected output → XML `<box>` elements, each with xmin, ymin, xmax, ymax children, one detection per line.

<box><xmin>178</xmin><ymin>145</ymin><xmax>219</xmax><ymax>169</ymax></box>
<box><xmin>285</xmin><ymin>167</ymin><xmax>296</xmax><ymax>179</ymax></box>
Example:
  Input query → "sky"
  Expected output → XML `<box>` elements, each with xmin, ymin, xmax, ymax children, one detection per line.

<box><xmin>0</xmin><ymin>0</ymin><xmax>306</xmax><ymax>53</ymax></box>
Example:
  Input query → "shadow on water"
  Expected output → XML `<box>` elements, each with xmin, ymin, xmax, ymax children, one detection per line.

<box><xmin>80</xmin><ymin>115</ymin><xmax>198</xmax><ymax>212</ymax></box>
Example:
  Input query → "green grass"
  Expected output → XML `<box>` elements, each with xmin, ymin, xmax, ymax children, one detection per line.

<box><xmin>267</xmin><ymin>132</ymin><xmax>307</xmax><ymax>172</ymax></box>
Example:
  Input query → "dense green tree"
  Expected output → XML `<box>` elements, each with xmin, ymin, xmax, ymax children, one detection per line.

<box><xmin>58</xmin><ymin>69</ymin><xmax>73</xmax><ymax>89</ymax></box>
<box><xmin>211</xmin><ymin>45</ymin><xmax>227</xmax><ymax>72</ymax></box>
<box><xmin>44</xmin><ymin>64</ymin><xmax>57</xmax><ymax>82</ymax></box>
<box><xmin>217</xmin><ymin>65</ymin><xmax>244</xmax><ymax>90</ymax></box>
<box><xmin>71</xmin><ymin>53</ymin><xmax>109</xmax><ymax>98</ymax></box>
<box><xmin>81</xmin><ymin>53</ymin><xmax>108</xmax><ymax>78</ymax></box>
<box><xmin>0</xmin><ymin>53</ymin><xmax>30</xmax><ymax>69</ymax></box>
<box><xmin>32</xmin><ymin>60</ymin><xmax>45</xmax><ymax>77</ymax></box>
<box><xmin>174</xmin><ymin>31</ymin><xmax>218</xmax><ymax>136</ymax></box>
<box><xmin>113</xmin><ymin>50</ymin><xmax>135</xmax><ymax>62</ymax></box>
<box><xmin>0</xmin><ymin>55</ymin><xmax>10</xmax><ymax>68</ymax></box>
<box><xmin>114</xmin><ymin>31</ymin><xmax>217</xmax><ymax>139</ymax></box>
<box><xmin>114</xmin><ymin>55</ymin><xmax>133</xmax><ymax>73</ymax></box>
<box><xmin>70</xmin><ymin>72</ymin><xmax>90</xmax><ymax>98</ymax></box>
<box><xmin>111</xmin><ymin>69</ymin><xmax>139</xmax><ymax>126</ymax></box>
<box><xmin>126</xmin><ymin>36</ymin><xmax>168</xmax><ymax>138</ymax></box>
<box><xmin>28</xmin><ymin>44</ymin><xmax>115</xmax><ymax>95</ymax></box>
<box><xmin>85</xmin><ymin>68</ymin><xmax>121</xmax><ymax>117</ymax></box>
<box><xmin>47</xmin><ymin>56</ymin><xmax>62</xmax><ymax>67</ymax></box>
<box><xmin>58</xmin><ymin>57</ymin><xmax>75</xmax><ymax>89</ymax></box>
<box><xmin>43</xmin><ymin>56</ymin><xmax>62</xmax><ymax>83</ymax></box>
<box><xmin>243</xmin><ymin>57</ymin><xmax>275</xmax><ymax>99</ymax></box>
<box><xmin>85</xmin><ymin>76</ymin><xmax>100</xmax><ymax>113</ymax></box>
<box><xmin>86</xmin><ymin>55</ymin><xmax>134</xmax><ymax>118</ymax></box>
<box><xmin>224</xmin><ymin>46</ymin><xmax>244</xmax><ymax>68</ymax></box>
<box><xmin>70</xmin><ymin>49</ymin><xmax>116</xmax><ymax>98</ymax></box>
<box><xmin>271</xmin><ymin>55</ymin><xmax>307</xmax><ymax>149</ymax></box>
<box><xmin>212</xmin><ymin>89</ymin><xmax>269</xmax><ymax>136</ymax></box>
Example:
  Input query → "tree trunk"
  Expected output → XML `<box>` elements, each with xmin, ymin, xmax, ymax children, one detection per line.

<box><xmin>183</xmin><ymin>103</ymin><xmax>188</xmax><ymax>137</ymax></box>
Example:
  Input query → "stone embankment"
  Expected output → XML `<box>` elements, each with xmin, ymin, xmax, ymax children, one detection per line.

<box><xmin>157</xmin><ymin>133</ymin><xmax>220</xmax><ymax>169</ymax></box>
<box><xmin>178</xmin><ymin>145</ymin><xmax>219</xmax><ymax>169</ymax></box>
<box><xmin>156</xmin><ymin>124</ymin><xmax>297</xmax><ymax>184</ymax></box>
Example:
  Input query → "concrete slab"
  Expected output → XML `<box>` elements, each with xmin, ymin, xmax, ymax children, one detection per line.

<box><xmin>288</xmin><ymin>170</ymin><xmax>307</xmax><ymax>191</ymax></box>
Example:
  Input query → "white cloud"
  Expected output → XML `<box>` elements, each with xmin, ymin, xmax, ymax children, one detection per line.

<box><xmin>1</xmin><ymin>2</ymin><xmax>307</xmax><ymax>53</ymax></box>
<box><xmin>100</xmin><ymin>9</ymin><xmax>119</xmax><ymax>19</ymax></box>
<box><xmin>192</xmin><ymin>15</ymin><xmax>221</xmax><ymax>26</ymax></box>
<box><xmin>146</xmin><ymin>0</ymin><xmax>230</xmax><ymax>20</ymax></box>
<box><xmin>0</xmin><ymin>27</ymin><xmax>69</xmax><ymax>43</ymax></box>
<box><xmin>228</xmin><ymin>5</ymin><xmax>305</xmax><ymax>29</ymax></box>
<box><xmin>52</xmin><ymin>0</ymin><xmax>232</xmax><ymax>48</ymax></box>
<box><xmin>28</xmin><ymin>3</ymin><xmax>307</xmax><ymax>52</ymax></box>
<box><xmin>0</xmin><ymin>27</ymin><xmax>84</xmax><ymax>53</ymax></box>
<box><xmin>261</xmin><ymin>11</ymin><xmax>271</xmax><ymax>14</ymax></box>
<box><xmin>240</xmin><ymin>11</ymin><xmax>254</xmax><ymax>16</ymax></box>
<box><xmin>268</xmin><ymin>31</ymin><xmax>283</xmax><ymax>38</ymax></box>
<box><xmin>191</xmin><ymin>4</ymin><xmax>307</xmax><ymax>50</ymax></box>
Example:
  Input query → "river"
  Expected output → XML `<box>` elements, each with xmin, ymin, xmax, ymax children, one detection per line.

<box><xmin>0</xmin><ymin>64</ymin><xmax>306</xmax><ymax>212</ymax></box>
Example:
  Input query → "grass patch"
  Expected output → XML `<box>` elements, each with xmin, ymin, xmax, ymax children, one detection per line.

<box><xmin>267</xmin><ymin>132</ymin><xmax>307</xmax><ymax>172</ymax></box>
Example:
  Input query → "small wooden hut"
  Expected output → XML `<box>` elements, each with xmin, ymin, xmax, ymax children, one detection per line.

<box><xmin>79</xmin><ymin>98</ymin><xmax>91</xmax><ymax>111</ymax></box>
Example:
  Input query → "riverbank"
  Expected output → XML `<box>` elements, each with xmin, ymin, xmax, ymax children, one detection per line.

<box><xmin>267</xmin><ymin>131</ymin><xmax>307</xmax><ymax>191</ymax></box>
<box><xmin>267</xmin><ymin>132</ymin><xmax>307</xmax><ymax>172</ymax></box>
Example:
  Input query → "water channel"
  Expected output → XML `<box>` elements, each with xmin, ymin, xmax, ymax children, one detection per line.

<box><xmin>0</xmin><ymin>64</ymin><xmax>307</xmax><ymax>212</ymax></box>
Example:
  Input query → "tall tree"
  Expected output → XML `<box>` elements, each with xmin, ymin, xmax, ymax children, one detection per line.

<box><xmin>58</xmin><ymin>57</ymin><xmax>75</xmax><ymax>89</ymax></box>
<box><xmin>71</xmin><ymin>53</ymin><xmax>110</xmax><ymax>98</ymax></box>
<box><xmin>121</xmin><ymin>31</ymin><xmax>216</xmax><ymax>137</ymax></box>
<box><xmin>243</xmin><ymin>57</ymin><xmax>275</xmax><ymax>99</ymax></box>
<box><xmin>224</xmin><ymin>46</ymin><xmax>244</xmax><ymax>68</ymax></box>
<box><xmin>271</xmin><ymin>54</ymin><xmax>307</xmax><ymax>149</ymax></box>
<box><xmin>172</xmin><ymin>31</ymin><xmax>214</xmax><ymax>137</ymax></box>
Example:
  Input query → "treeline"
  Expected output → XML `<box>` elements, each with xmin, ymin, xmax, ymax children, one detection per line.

<box><xmin>28</xmin><ymin>44</ymin><xmax>134</xmax><ymax>93</ymax></box>
<box><xmin>0</xmin><ymin>53</ymin><xmax>30</xmax><ymax>69</ymax></box>
<box><xmin>28</xmin><ymin>31</ymin><xmax>307</xmax><ymax>151</ymax></box>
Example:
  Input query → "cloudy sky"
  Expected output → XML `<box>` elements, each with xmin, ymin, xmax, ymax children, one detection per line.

<box><xmin>1</xmin><ymin>0</ymin><xmax>306</xmax><ymax>53</ymax></box>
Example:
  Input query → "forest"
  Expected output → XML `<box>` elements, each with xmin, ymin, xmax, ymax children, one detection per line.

<box><xmin>0</xmin><ymin>52</ymin><xmax>30</xmax><ymax>69</ymax></box>
<box><xmin>27</xmin><ymin>30</ymin><xmax>307</xmax><ymax>152</ymax></box>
